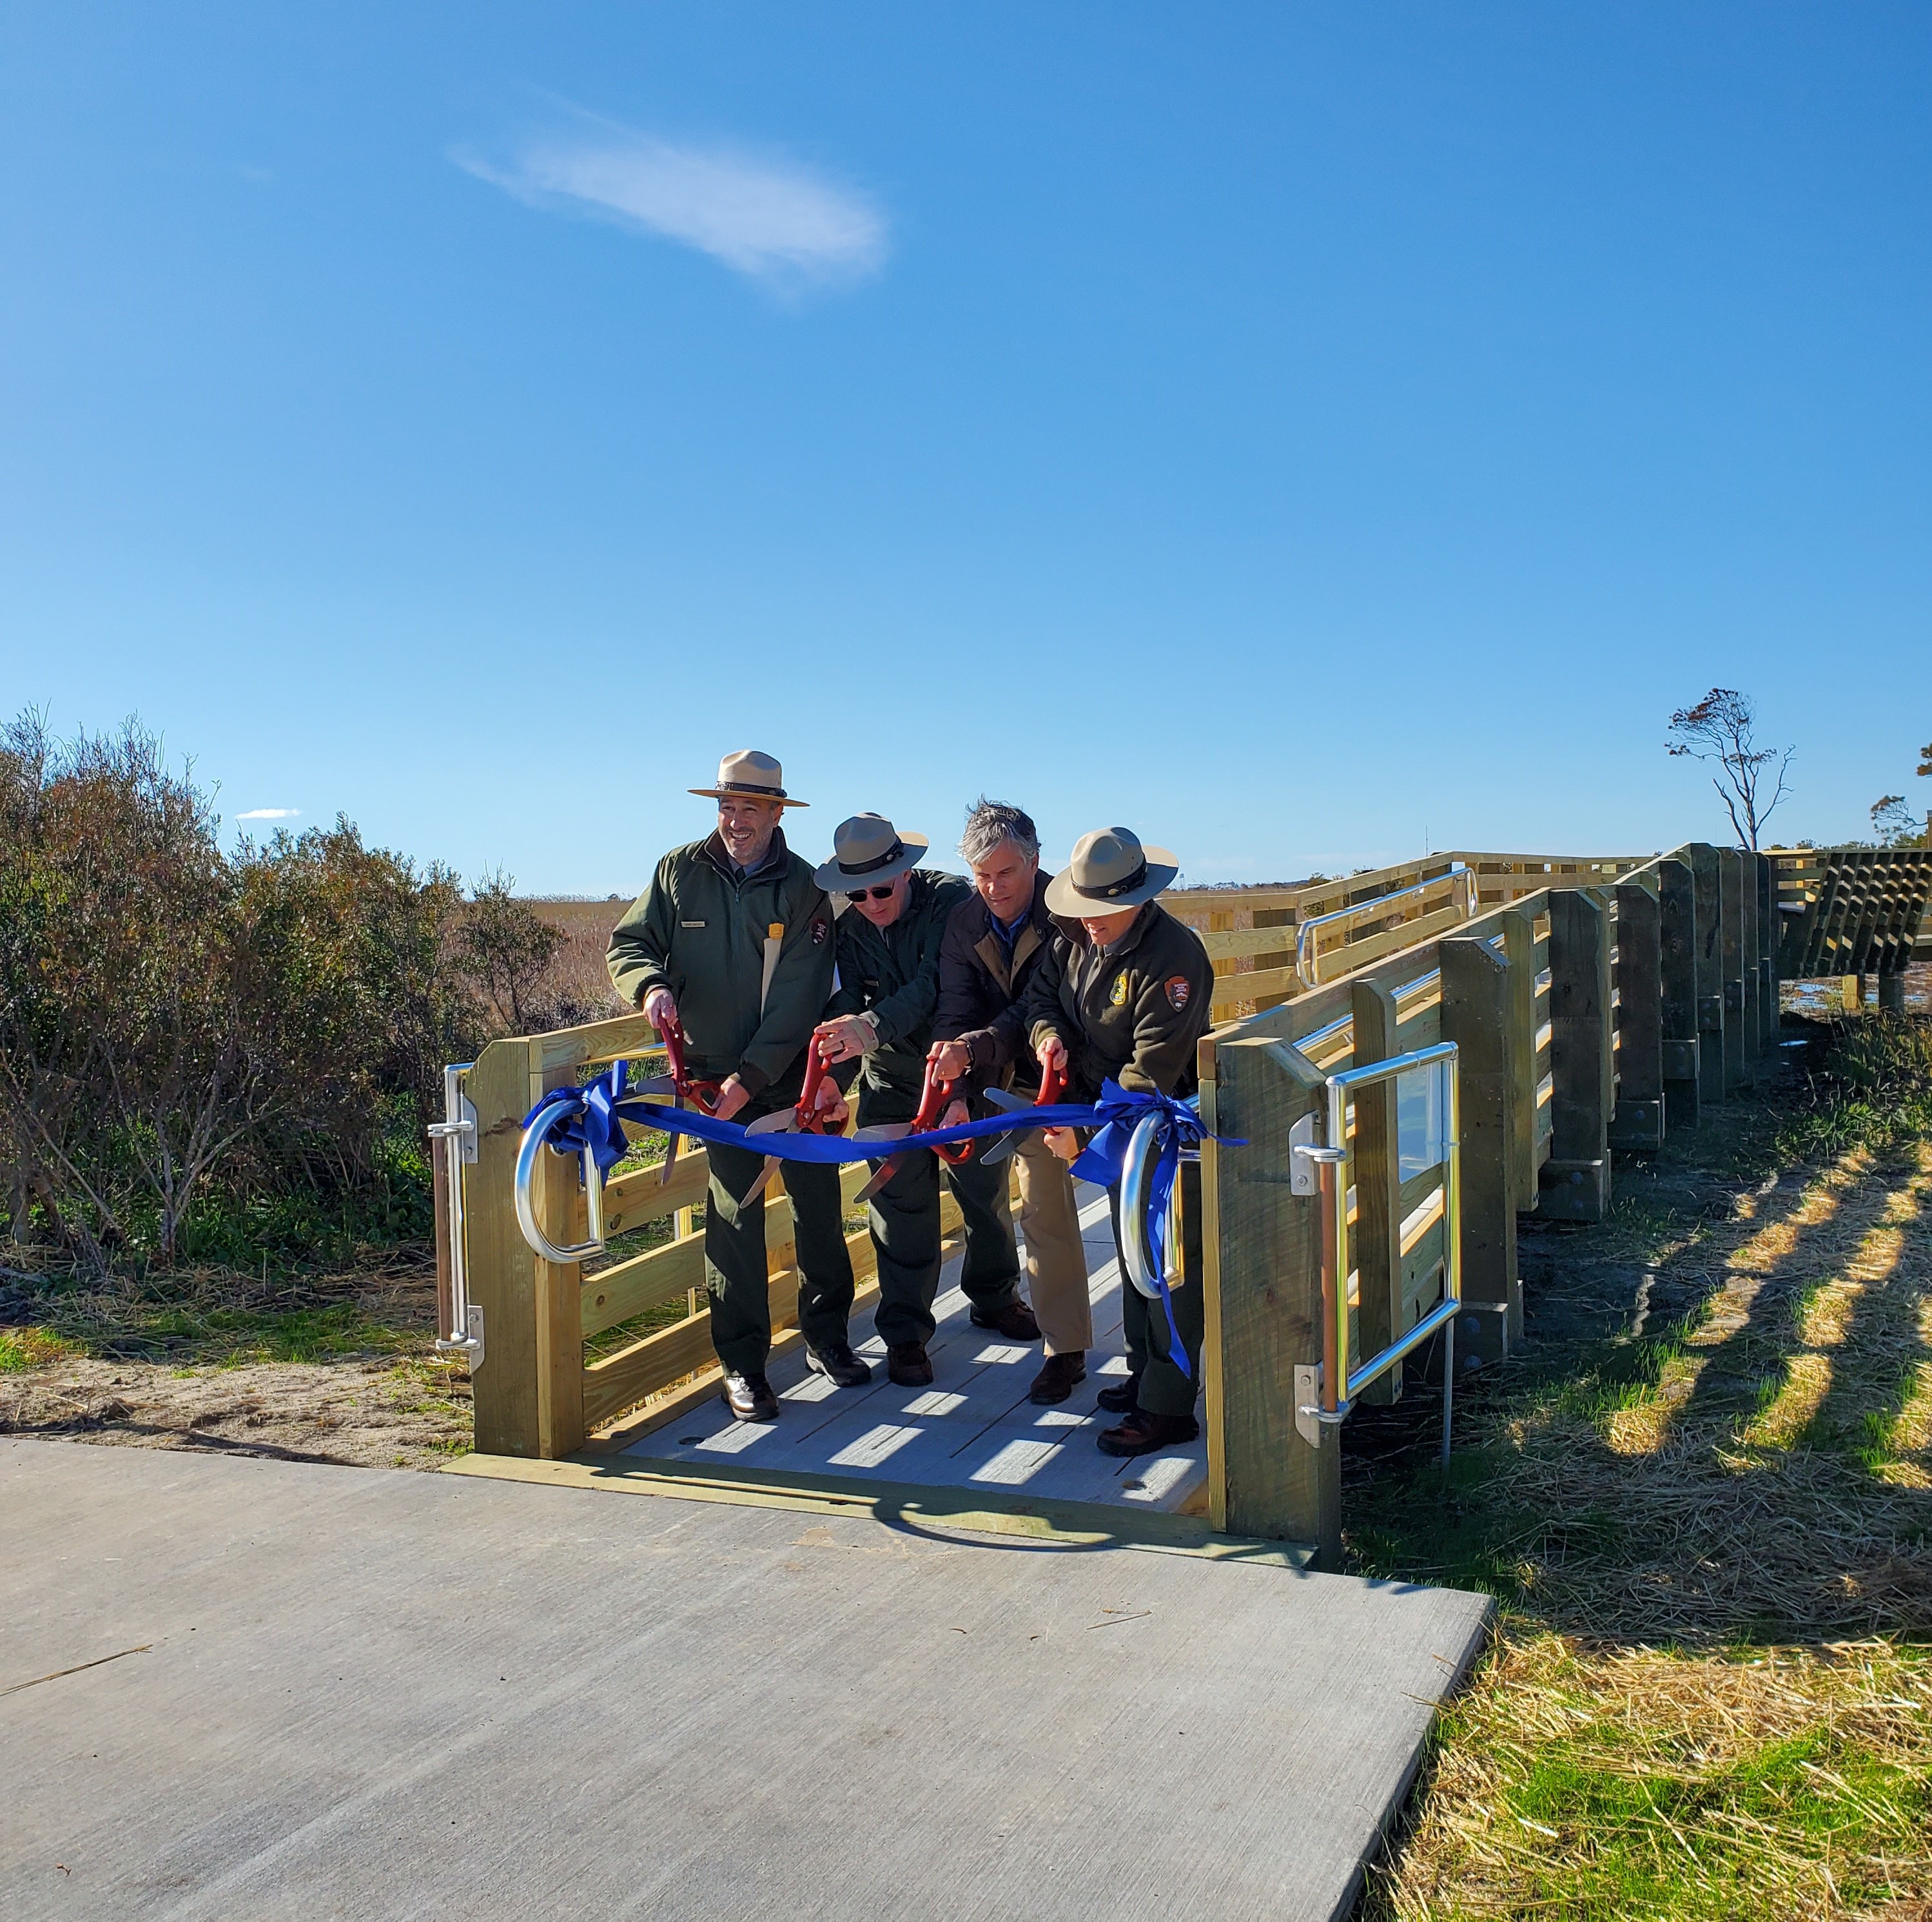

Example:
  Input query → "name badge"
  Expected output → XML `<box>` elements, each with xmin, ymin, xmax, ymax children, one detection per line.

<box><xmin>681</xmin><ymin>920</ymin><xmax>707</xmax><ymax>928</ymax></box>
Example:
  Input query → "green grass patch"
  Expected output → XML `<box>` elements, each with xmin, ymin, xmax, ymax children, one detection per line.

<box><xmin>0</xmin><ymin>1326</ymin><xmax>75</xmax><ymax>1372</ymax></box>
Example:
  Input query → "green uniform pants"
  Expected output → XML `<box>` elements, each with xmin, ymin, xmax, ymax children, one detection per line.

<box><xmin>1108</xmin><ymin>1159</ymin><xmax>1204</xmax><ymax>1418</ymax></box>
<box><xmin>861</xmin><ymin>1091</ymin><xmax>1022</xmax><ymax>1351</ymax></box>
<box><xmin>703</xmin><ymin>1092</ymin><xmax>855</xmax><ymax>1377</ymax></box>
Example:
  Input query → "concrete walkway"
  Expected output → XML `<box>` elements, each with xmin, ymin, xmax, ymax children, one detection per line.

<box><xmin>3</xmin><ymin>1437</ymin><xmax>1490</xmax><ymax>1922</ymax></box>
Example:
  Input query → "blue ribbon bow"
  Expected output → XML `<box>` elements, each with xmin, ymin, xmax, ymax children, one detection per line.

<box><xmin>521</xmin><ymin>1066</ymin><xmax>1236</xmax><ymax>1381</ymax></box>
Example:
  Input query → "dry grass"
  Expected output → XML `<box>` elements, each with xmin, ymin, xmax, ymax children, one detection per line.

<box><xmin>1352</xmin><ymin>1018</ymin><xmax>1932</xmax><ymax>1919</ymax></box>
<box><xmin>1371</xmin><ymin>1636</ymin><xmax>1932</xmax><ymax>1920</ymax></box>
<box><xmin>525</xmin><ymin>896</ymin><xmax>630</xmax><ymax>1024</ymax></box>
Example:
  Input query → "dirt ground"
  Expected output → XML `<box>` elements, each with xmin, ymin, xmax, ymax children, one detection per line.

<box><xmin>0</xmin><ymin>1261</ymin><xmax>473</xmax><ymax>1470</ymax></box>
<box><xmin>0</xmin><ymin>1352</ymin><xmax>471</xmax><ymax>1469</ymax></box>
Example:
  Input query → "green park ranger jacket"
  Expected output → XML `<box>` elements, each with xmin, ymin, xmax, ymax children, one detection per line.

<box><xmin>605</xmin><ymin>828</ymin><xmax>835</xmax><ymax>1101</ymax></box>
<box><xmin>1024</xmin><ymin>900</ymin><xmax>1215</xmax><ymax>1102</ymax></box>
<box><xmin>825</xmin><ymin>868</ymin><xmax>973</xmax><ymax>1112</ymax></box>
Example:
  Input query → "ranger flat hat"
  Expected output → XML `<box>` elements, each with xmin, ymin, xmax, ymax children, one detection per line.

<box><xmin>813</xmin><ymin>813</ymin><xmax>930</xmax><ymax>893</ymax></box>
<box><xmin>689</xmin><ymin>749</ymin><xmax>807</xmax><ymax>808</ymax></box>
<box><xmin>1043</xmin><ymin>826</ymin><xmax>1179</xmax><ymax>917</ymax></box>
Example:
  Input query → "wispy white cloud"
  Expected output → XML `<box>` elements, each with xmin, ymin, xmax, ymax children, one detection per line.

<box><xmin>235</xmin><ymin>807</ymin><xmax>300</xmax><ymax>820</ymax></box>
<box><xmin>454</xmin><ymin>112</ymin><xmax>887</xmax><ymax>292</ymax></box>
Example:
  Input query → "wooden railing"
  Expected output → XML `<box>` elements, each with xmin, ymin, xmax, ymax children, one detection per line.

<box><xmin>1166</xmin><ymin>848</ymin><xmax>1651</xmax><ymax>1024</ymax></box>
<box><xmin>1766</xmin><ymin>846</ymin><xmax>1932</xmax><ymax>981</ymax></box>
<box><xmin>451</xmin><ymin>1009</ymin><xmax>997</xmax><ymax>1459</ymax></box>
<box><xmin>1199</xmin><ymin>842</ymin><xmax>1781</xmax><ymax>1561</ymax></box>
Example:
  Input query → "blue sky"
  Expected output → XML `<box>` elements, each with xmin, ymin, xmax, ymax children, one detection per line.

<box><xmin>3</xmin><ymin>4</ymin><xmax>1927</xmax><ymax>891</ymax></box>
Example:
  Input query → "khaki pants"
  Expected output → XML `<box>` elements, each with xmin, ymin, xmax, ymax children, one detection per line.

<box><xmin>1013</xmin><ymin>1131</ymin><xmax>1092</xmax><ymax>1355</ymax></box>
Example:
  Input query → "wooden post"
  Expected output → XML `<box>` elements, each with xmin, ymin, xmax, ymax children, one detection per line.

<box><xmin>1349</xmin><ymin>980</ymin><xmax>1404</xmax><ymax>1405</ymax></box>
<box><xmin>1720</xmin><ymin>849</ymin><xmax>1748</xmax><ymax>1094</ymax></box>
<box><xmin>1755</xmin><ymin>854</ymin><xmax>1779</xmax><ymax>1050</ymax></box>
<box><xmin>1737</xmin><ymin>848</ymin><xmax>1761</xmax><ymax>1072</ymax></box>
<box><xmin>1690</xmin><ymin>844</ymin><xmax>1726</xmax><ymax>1105</ymax></box>
<box><xmin>1658</xmin><ymin>855</ymin><xmax>1700</xmax><ymax>1132</ymax></box>
<box><xmin>1609</xmin><ymin>878</ymin><xmax>1664</xmax><ymax>1149</ymax></box>
<box><xmin>1497</xmin><ymin>907</ymin><xmax>1539</xmax><ymax>1209</ymax></box>
<box><xmin>1202</xmin><ymin>1032</ymin><xmax>1339</xmax><ymax>1565</ymax></box>
<box><xmin>1539</xmin><ymin>888</ymin><xmax>1612</xmax><ymax>1222</ymax></box>
<box><xmin>465</xmin><ymin>1035</ymin><xmax>587</xmax><ymax>1461</ymax></box>
<box><xmin>1441</xmin><ymin>935</ymin><xmax>1519</xmax><ymax>1369</ymax></box>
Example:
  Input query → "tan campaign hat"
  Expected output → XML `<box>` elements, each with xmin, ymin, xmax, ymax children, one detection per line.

<box><xmin>689</xmin><ymin>750</ymin><xmax>808</xmax><ymax>808</ymax></box>
<box><xmin>1042</xmin><ymin>826</ymin><xmax>1179</xmax><ymax>917</ymax></box>
<box><xmin>813</xmin><ymin>813</ymin><xmax>930</xmax><ymax>893</ymax></box>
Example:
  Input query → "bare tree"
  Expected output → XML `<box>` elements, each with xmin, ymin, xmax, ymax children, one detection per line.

<box><xmin>1869</xmin><ymin>795</ymin><xmax>1920</xmax><ymax>846</ymax></box>
<box><xmin>1665</xmin><ymin>688</ymin><xmax>1793</xmax><ymax>849</ymax></box>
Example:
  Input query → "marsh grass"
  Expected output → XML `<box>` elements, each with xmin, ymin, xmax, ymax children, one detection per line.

<box><xmin>1</xmin><ymin>1257</ymin><xmax>434</xmax><ymax>1368</ymax></box>
<box><xmin>1357</xmin><ymin>1014</ymin><xmax>1932</xmax><ymax>1919</ymax></box>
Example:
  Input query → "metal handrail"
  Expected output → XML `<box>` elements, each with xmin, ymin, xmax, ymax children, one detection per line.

<box><xmin>1293</xmin><ymin>866</ymin><xmax>1477</xmax><ymax>989</ymax></box>
<box><xmin>513</xmin><ymin>1102</ymin><xmax>608</xmax><ymax>1265</ymax></box>
<box><xmin>1295</xmin><ymin>1041</ymin><xmax>1469</xmax><ymax>1464</ymax></box>
<box><xmin>1117</xmin><ymin>1096</ymin><xmax>1199</xmax><ymax>1300</ymax></box>
<box><xmin>428</xmin><ymin>1063</ymin><xmax>483</xmax><ymax>1363</ymax></box>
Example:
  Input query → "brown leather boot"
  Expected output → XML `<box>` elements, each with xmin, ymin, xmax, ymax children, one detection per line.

<box><xmin>886</xmin><ymin>1342</ymin><xmax>933</xmax><ymax>1387</ymax></box>
<box><xmin>970</xmin><ymin>1299</ymin><xmax>1041</xmax><ymax>1341</ymax></box>
<box><xmin>1095</xmin><ymin>1373</ymin><xmax>1141</xmax><ymax>1414</ymax></box>
<box><xmin>1028</xmin><ymin>1351</ymin><xmax>1087</xmax><ymax>1405</ymax></box>
<box><xmin>1097</xmin><ymin>1408</ymin><xmax>1200</xmax><ymax>1457</ymax></box>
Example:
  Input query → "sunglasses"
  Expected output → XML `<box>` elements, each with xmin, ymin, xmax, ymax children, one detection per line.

<box><xmin>846</xmin><ymin>885</ymin><xmax>897</xmax><ymax>903</ymax></box>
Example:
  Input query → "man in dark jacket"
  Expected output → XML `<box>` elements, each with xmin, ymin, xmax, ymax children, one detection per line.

<box><xmin>928</xmin><ymin>799</ymin><xmax>1090</xmax><ymax>1406</ymax></box>
<box><xmin>1025</xmin><ymin>826</ymin><xmax>1215</xmax><ymax>1457</ymax></box>
<box><xmin>813</xmin><ymin>813</ymin><xmax>1037</xmax><ymax>1386</ymax></box>
<box><xmin>606</xmin><ymin>751</ymin><xmax>866</xmax><ymax>1424</ymax></box>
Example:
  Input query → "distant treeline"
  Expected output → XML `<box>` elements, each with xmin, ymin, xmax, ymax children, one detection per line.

<box><xmin>0</xmin><ymin>713</ymin><xmax>600</xmax><ymax>1270</ymax></box>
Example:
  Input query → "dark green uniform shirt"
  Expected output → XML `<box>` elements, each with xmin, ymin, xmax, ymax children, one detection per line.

<box><xmin>605</xmin><ymin>828</ymin><xmax>834</xmax><ymax>1100</ymax></box>
<box><xmin>1024</xmin><ymin>900</ymin><xmax>1215</xmax><ymax>1101</ymax></box>
<box><xmin>825</xmin><ymin>868</ymin><xmax>973</xmax><ymax>1111</ymax></box>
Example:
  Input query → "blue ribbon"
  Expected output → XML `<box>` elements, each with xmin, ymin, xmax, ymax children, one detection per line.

<box><xmin>522</xmin><ymin>1066</ymin><xmax>1235</xmax><ymax>1383</ymax></box>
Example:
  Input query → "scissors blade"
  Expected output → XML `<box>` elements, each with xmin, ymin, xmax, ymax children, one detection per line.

<box><xmin>743</xmin><ymin>1111</ymin><xmax>799</xmax><ymax>1137</ymax></box>
<box><xmin>977</xmin><ymin>1087</ymin><xmax>1029</xmax><ymax>1114</ymax></box>
<box><xmin>851</xmin><ymin>1122</ymin><xmax>913</xmax><ymax>1143</ymax></box>
<box><xmin>625</xmin><ymin>1074</ymin><xmax>681</xmax><ymax>1097</ymax></box>
<box><xmin>854</xmin><ymin>1156</ymin><xmax>903</xmax><ymax>1205</ymax></box>
<box><xmin>980</xmin><ymin>1130</ymin><xmax>1020</xmax><ymax>1166</ymax></box>
<box><xmin>742</xmin><ymin>1156</ymin><xmax>783</xmax><ymax>1205</ymax></box>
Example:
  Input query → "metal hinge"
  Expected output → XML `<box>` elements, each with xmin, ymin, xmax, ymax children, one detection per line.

<box><xmin>1293</xmin><ymin>1363</ymin><xmax>1350</xmax><ymax>1446</ymax></box>
<box><xmin>1287</xmin><ymin>1112</ymin><xmax>1345</xmax><ymax>1197</ymax></box>
<box><xmin>427</xmin><ymin>1095</ymin><xmax>478</xmax><ymax>1164</ymax></box>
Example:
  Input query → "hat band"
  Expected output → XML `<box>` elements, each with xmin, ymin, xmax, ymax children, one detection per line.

<box><xmin>1075</xmin><ymin>859</ymin><xmax>1149</xmax><ymax>901</ymax></box>
<box><xmin>716</xmin><ymin>780</ymin><xmax>786</xmax><ymax>799</ymax></box>
<box><xmin>839</xmin><ymin>839</ymin><xmax>906</xmax><ymax>878</ymax></box>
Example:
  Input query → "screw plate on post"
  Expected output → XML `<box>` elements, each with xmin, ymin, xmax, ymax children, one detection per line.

<box><xmin>1294</xmin><ymin>1364</ymin><xmax>1323</xmax><ymax>1448</ymax></box>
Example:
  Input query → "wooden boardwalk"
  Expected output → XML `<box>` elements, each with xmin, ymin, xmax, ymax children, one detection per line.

<box><xmin>621</xmin><ymin>1182</ymin><xmax>1209</xmax><ymax>1516</ymax></box>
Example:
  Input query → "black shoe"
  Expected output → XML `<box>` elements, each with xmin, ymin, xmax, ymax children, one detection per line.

<box><xmin>722</xmin><ymin>1370</ymin><xmax>780</xmax><ymax>1422</ymax></box>
<box><xmin>886</xmin><ymin>1342</ymin><xmax>934</xmax><ymax>1387</ymax></box>
<box><xmin>1028</xmin><ymin>1351</ymin><xmax>1087</xmax><ymax>1405</ymax></box>
<box><xmin>1095</xmin><ymin>1373</ymin><xmax>1141</xmax><ymax>1414</ymax></box>
<box><xmin>970</xmin><ymin>1299</ymin><xmax>1042</xmax><ymax>1341</ymax></box>
<box><xmin>805</xmin><ymin>1341</ymin><xmax>872</xmax><ymax>1388</ymax></box>
<box><xmin>1097</xmin><ymin>1409</ymin><xmax>1200</xmax><ymax>1458</ymax></box>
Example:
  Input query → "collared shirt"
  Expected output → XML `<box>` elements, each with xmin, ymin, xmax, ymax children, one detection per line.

<box><xmin>992</xmin><ymin>906</ymin><xmax>1031</xmax><ymax>951</ymax></box>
